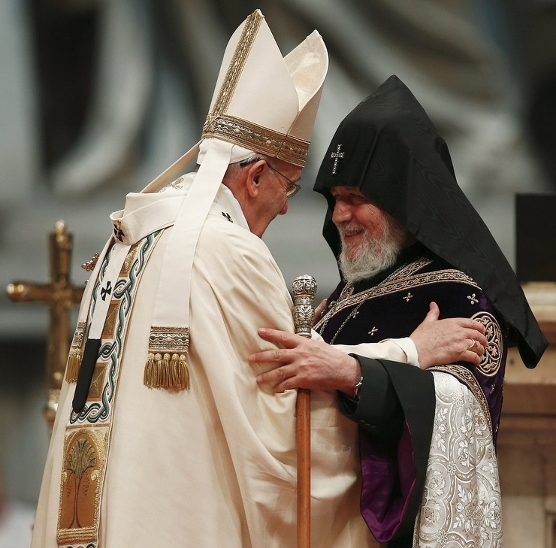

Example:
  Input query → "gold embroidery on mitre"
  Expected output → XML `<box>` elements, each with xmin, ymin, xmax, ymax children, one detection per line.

<box><xmin>201</xmin><ymin>11</ymin><xmax>309</xmax><ymax>167</ymax></box>
<box><xmin>57</xmin><ymin>428</ymin><xmax>107</xmax><ymax>546</ymax></box>
<box><xmin>204</xmin><ymin>10</ymin><xmax>262</xmax><ymax>128</ymax></box>
<box><xmin>204</xmin><ymin>115</ymin><xmax>309</xmax><ymax>167</ymax></box>
<box><xmin>65</xmin><ymin>321</ymin><xmax>87</xmax><ymax>383</ymax></box>
<box><xmin>144</xmin><ymin>326</ymin><xmax>190</xmax><ymax>390</ymax></box>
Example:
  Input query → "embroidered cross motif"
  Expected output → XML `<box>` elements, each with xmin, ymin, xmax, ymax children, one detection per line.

<box><xmin>113</xmin><ymin>224</ymin><xmax>125</xmax><ymax>242</ymax></box>
<box><xmin>403</xmin><ymin>292</ymin><xmax>413</xmax><ymax>302</ymax></box>
<box><xmin>222</xmin><ymin>212</ymin><xmax>233</xmax><ymax>223</ymax></box>
<box><xmin>467</xmin><ymin>293</ymin><xmax>479</xmax><ymax>305</ymax></box>
<box><xmin>330</xmin><ymin>144</ymin><xmax>345</xmax><ymax>175</ymax></box>
<box><xmin>101</xmin><ymin>281</ymin><xmax>112</xmax><ymax>301</ymax></box>
<box><xmin>368</xmin><ymin>326</ymin><xmax>378</xmax><ymax>336</ymax></box>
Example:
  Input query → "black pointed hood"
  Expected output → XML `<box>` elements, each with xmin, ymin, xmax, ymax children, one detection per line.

<box><xmin>314</xmin><ymin>75</ymin><xmax>547</xmax><ymax>368</ymax></box>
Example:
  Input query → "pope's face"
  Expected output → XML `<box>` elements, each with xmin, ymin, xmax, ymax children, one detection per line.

<box><xmin>330</xmin><ymin>186</ymin><xmax>390</xmax><ymax>260</ymax></box>
<box><xmin>253</xmin><ymin>161</ymin><xmax>302</xmax><ymax>236</ymax></box>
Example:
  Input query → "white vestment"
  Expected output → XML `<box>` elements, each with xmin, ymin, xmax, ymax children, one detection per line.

<box><xmin>414</xmin><ymin>372</ymin><xmax>502</xmax><ymax>547</ymax></box>
<box><xmin>31</xmin><ymin>175</ymin><xmax>417</xmax><ymax>548</ymax></box>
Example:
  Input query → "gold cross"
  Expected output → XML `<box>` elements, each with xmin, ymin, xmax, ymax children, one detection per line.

<box><xmin>6</xmin><ymin>220</ymin><xmax>85</xmax><ymax>431</ymax></box>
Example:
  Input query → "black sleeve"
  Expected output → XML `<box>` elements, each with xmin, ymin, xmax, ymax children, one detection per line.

<box><xmin>340</xmin><ymin>356</ymin><xmax>436</xmax><ymax>541</ymax></box>
<box><xmin>338</xmin><ymin>355</ymin><xmax>405</xmax><ymax>448</ymax></box>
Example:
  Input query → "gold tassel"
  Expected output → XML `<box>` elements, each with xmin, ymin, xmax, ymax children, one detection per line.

<box><xmin>144</xmin><ymin>352</ymin><xmax>189</xmax><ymax>390</ymax></box>
<box><xmin>144</xmin><ymin>326</ymin><xmax>190</xmax><ymax>390</ymax></box>
<box><xmin>65</xmin><ymin>321</ymin><xmax>87</xmax><ymax>383</ymax></box>
<box><xmin>65</xmin><ymin>347</ymin><xmax>82</xmax><ymax>383</ymax></box>
<box><xmin>171</xmin><ymin>353</ymin><xmax>190</xmax><ymax>390</ymax></box>
<box><xmin>144</xmin><ymin>352</ymin><xmax>156</xmax><ymax>387</ymax></box>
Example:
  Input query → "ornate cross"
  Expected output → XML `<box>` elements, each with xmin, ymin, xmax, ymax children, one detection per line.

<box><xmin>6</xmin><ymin>220</ymin><xmax>85</xmax><ymax>431</ymax></box>
<box><xmin>330</xmin><ymin>144</ymin><xmax>345</xmax><ymax>175</ymax></box>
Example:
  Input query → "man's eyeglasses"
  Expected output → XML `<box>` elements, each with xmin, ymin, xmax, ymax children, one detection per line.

<box><xmin>265</xmin><ymin>163</ymin><xmax>301</xmax><ymax>198</ymax></box>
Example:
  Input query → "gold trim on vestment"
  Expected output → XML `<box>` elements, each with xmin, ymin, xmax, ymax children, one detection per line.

<box><xmin>315</xmin><ymin>261</ymin><xmax>480</xmax><ymax>332</ymax></box>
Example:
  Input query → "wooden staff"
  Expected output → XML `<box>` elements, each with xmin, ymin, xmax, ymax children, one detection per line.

<box><xmin>292</xmin><ymin>275</ymin><xmax>317</xmax><ymax>548</ymax></box>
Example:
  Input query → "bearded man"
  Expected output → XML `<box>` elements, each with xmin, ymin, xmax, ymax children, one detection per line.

<box><xmin>252</xmin><ymin>75</ymin><xmax>547</xmax><ymax>547</ymax></box>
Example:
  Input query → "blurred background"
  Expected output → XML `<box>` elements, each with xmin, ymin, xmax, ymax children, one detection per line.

<box><xmin>1</xmin><ymin>0</ymin><xmax>555</xmax><ymax>545</ymax></box>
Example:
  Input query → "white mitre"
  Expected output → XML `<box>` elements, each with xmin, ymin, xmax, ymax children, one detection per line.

<box><xmin>136</xmin><ymin>10</ymin><xmax>328</xmax><ymax>388</ymax></box>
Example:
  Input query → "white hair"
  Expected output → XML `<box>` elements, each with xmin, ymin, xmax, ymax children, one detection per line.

<box><xmin>338</xmin><ymin>215</ymin><xmax>408</xmax><ymax>283</ymax></box>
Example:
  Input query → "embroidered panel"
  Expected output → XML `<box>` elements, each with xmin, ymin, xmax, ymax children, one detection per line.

<box><xmin>428</xmin><ymin>364</ymin><xmax>493</xmax><ymax>438</ymax></box>
<box><xmin>147</xmin><ymin>326</ymin><xmax>190</xmax><ymax>353</ymax></box>
<box><xmin>57</xmin><ymin>428</ymin><xmax>107</xmax><ymax>547</ymax></box>
<box><xmin>414</xmin><ymin>373</ymin><xmax>502</xmax><ymax>547</ymax></box>
<box><xmin>57</xmin><ymin>230</ymin><xmax>163</xmax><ymax>548</ymax></box>
<box><xmin>69</xmin><ymin>230</ymin><xmax>162</xmax><ymax>426</ymax></box>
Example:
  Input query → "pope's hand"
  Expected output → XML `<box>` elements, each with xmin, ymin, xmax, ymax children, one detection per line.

<box><xmin>250</xmin><ymin>329</ymin><xmax>361</xmax><ymax>394</ymax></box>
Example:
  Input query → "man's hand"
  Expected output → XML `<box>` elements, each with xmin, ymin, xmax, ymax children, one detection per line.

<box><xmin>251</xmin><ymin>301</ymin><xmax>488</xmax><ymax>395</ymax></box>
<box><xmin>250</xmin><ymin>329</ymin><xmax>361</xmax><ymax>394</ymax></box>
<box><xmin>411</xmin><ymin>302</ymin><xmax>487</xmax><ymax>369</ymax></box>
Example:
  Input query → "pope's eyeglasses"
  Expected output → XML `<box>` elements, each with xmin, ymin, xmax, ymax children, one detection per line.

<box><xmin>239</xmin><ymin>158</ymin><xmax>302</xmax><ymax>198</ymax></box>
<box><xmin>265</xmin><ymin>163</ymin><xmax>301</xmax><ymax>198</ymax></box>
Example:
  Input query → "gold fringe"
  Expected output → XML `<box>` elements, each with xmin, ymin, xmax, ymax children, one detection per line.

<box><xmin>65</xmin><ymin>348</ymin><xmax>82</xmax><ymax>383</ymax></box>
<box><xmin>144</xmin><ymin>352</ymin><xmax>190</xmax><ymax>390</ymax></box>
<box><xmin>65</xmin><ymin>321</ymin><xmax>87</xmax><ymax>383</ymax></box>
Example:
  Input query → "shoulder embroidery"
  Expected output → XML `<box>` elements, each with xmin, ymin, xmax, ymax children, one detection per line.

<box><xmin>316</xmin><ymin>259</ymin><xmax>479</xmax><ymax>324</ymax></box>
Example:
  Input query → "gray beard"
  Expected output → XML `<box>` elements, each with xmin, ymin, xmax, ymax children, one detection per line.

<box><xmin>338</xmin><ymin>220</ymin><xmax>406</xmax><ymax>283</ymax></box>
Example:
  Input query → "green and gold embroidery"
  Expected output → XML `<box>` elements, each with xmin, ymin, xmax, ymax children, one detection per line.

<box><xmin>57</xmin><ymin>428</ymin><xmax>107</xmax><ymax>547</ymax></box>
<box><xmin>58</xmin><ymin>230</ymin><xmax>163</xmax><ymax>548</ymax></box>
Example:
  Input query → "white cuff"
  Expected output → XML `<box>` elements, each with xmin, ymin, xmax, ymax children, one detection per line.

<box><xmin>330</xmin><ymin>337</ymin><xmax>420</xmax><ymax>368</ymax></box>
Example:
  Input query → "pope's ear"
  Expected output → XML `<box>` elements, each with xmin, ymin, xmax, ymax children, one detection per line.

<box><xmin>245</xmin><ymin>159</ymin><xmax>266</xmax><ymax>197</ymax></box>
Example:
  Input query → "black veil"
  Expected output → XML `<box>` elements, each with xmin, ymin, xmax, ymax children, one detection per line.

<box><xmin>314</xmin><ymin>75</ymin><xmax>547</xmax><ymax>368</ymax></box>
